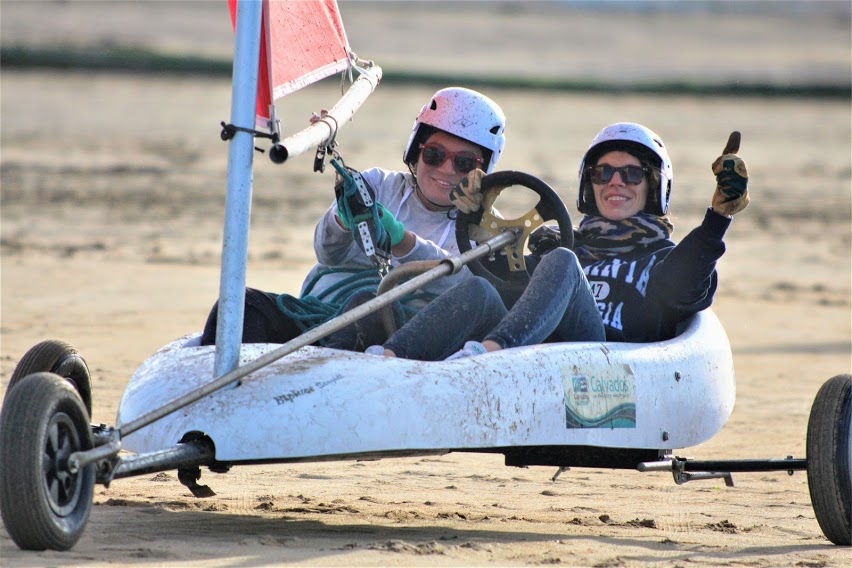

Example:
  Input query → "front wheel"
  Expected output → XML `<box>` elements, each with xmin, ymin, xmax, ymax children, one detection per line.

<box><xmin>0</xmin><ymin>372</ymin><xmax>95</xmax><ymax>550</ymax></box>
<box><xmin>806</xmin><ymin>373</ymin><xmax>852</xmax><ymax>546</ymax></box>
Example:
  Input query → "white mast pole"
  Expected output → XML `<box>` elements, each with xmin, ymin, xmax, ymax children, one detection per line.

<box><xmin>214</xmin><ymin>0</ymin><xmax>262</xmax><ymax>377</ymax></box>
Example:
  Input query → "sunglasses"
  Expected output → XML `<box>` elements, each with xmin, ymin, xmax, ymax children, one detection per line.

<box><xmin>419</xmin><ymin>144</ymin><xmax>483</xmax><ymax>174</ymax></box>
<box><xmin>588</xmin><ymin>164</ymin><xmax>648</xmax><ymax>185</ymax></box>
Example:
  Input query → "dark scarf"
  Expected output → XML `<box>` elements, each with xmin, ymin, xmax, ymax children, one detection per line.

<box><xmin>574</xmin><ymin>212</ymin><xmax>674</xmax><ymax>260</ymax></box>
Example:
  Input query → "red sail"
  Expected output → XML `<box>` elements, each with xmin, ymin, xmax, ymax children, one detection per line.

<box><xmin>229</xmin><ymin>0</ymin><xmax>351</xmax><ymax>127</ymax></box>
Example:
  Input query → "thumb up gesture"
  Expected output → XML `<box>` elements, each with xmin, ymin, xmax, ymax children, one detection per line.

<box><xmin>711</xmin><ymin>131</ymin><xmax>749</xmax><ymax>217</ymax></box>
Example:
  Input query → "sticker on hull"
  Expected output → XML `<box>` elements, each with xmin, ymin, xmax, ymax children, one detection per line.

<box><xmin>563</xmin><ymin>364</ymin><xmax>636</xmax><ymax>429</ymax></box>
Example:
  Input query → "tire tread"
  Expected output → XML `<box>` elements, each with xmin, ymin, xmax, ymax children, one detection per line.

<box><xmin>806</xmin><ymin>373</ymin><xmax>852</xmax><ymax>546</ymax></box>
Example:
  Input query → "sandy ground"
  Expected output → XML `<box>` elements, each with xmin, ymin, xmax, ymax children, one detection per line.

<box><xmin>2</xmin><ymin>1</ymin><xmax>851</xmax><ymax>566</ymax></box>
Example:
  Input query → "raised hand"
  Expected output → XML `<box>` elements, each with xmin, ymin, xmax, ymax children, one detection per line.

<box><xmin>449</xmin><ymin>169</ymin><xmax>485</xmax><ymax>214</ymax></box>
<box><xmin>711</xmin><ymin>131</ymin><xmax>749</xmax><ymax>216</ymax></box>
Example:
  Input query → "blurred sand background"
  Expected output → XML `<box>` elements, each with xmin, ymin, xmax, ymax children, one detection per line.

<box><xmin>1</xmin><ymin>1</ymin><xmax>850</xmax><ymax>566</ymax></box>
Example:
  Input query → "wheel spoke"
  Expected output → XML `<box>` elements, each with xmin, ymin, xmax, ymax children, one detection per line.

<box><xmin>56</xmin><ymin>469</ymin><xmax>72</xmax><ymax>504</ymax></box>
<box><xmin>47</xmin><ymin>422</ymin><xmax>61</xmax><ymax>455</ymax></box>
<box><xmin>48</xmin><ymin>475</ymin><xmax>62</xmax><ymax>506</ymax></box>
<box><xmin>58</xmin><ymin>427</ymin><xmax>72</xmax><ymax>456</ymax></box>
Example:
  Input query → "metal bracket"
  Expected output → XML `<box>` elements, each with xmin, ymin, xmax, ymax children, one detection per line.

<box><xmin>353</xmin><ymin>173</ymin><xmax>374</xmax><ymax>206</ymax></box>
<box><xmin>314</xmin><ymin>143</ymin><xmax>328</xmax><ymax>172</ymax></box>
<box><xmin>310</xmin><ymin>110</ymin><xmax>340</xmax><ymax>172</ymax></box>
<box><xmin>219</xmin><ymin>121</ymin><xmax>274</xmax><ymax>142</ymax></box>
<box><xmin>638</xmin><ymin>457</ymin><xmax>734</xmax><ymax>487</ymax></box>
<box><xmin>673</xmin><ymin>469</ymin><xmax>735</xmax><ymax>487</ymax></box>
<box><xmin>357</xmin><ymin>220</ymin><xmax>376</xmax><ymax>257</ymax></box>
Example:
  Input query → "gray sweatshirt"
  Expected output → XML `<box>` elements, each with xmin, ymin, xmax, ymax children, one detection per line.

<box><xmin>300</xmin><ymin>167</ymin><xmax>471</xmax><ymax>299</ymax></box>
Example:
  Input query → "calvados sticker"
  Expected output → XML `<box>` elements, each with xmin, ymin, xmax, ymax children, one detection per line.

<box><xmin>562</xmin><ymin>364</ymin><xmax>636</xmax><ymax>429</ymax></box>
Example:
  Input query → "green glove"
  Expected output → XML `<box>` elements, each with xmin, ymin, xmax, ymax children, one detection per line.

<box><xmin>377</xmin><ymin>204</ymin><xmax>405</xmax><ymax>247</ymax></box>
<box><xmin>332</xmin><ymin>159</ymin><xmax>374</xmax><ymax>230</ymax></box>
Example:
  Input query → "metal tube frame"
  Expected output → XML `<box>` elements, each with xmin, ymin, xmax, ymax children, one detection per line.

<box><xmin>214</xmin><ymin>0</ymin><xmax>263</xmax><ymax>378</ymax></box>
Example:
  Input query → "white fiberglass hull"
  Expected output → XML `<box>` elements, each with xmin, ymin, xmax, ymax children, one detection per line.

<box><xmin>117</xmin><ymin>310</ymin><xmax>735</xmax><ymax>462</ymax></box>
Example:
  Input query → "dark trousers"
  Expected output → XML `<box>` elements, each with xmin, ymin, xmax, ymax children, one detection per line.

<box><xmin>199</xmin><ymin>288</ymin><xmax>393</xmax><ymax>351</ymax></box>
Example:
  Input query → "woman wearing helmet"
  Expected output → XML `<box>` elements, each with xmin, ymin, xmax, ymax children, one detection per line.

<box><xmin>200</xmin><ymin>87</ymin><xmax>507</xmax><ymax>348</ymax></box>
<box><xmin>310</xmin><ymin>86</ymin><xmax>505</xmax><ymax>274</ymax></box>
<box><xmin>367</xmin><ymin>122</ymin><xmax>749</xmax><ymax>360</ymax></box>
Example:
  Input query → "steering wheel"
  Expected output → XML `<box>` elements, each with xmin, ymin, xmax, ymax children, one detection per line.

<box><xmin>455</xmin><ymin>170</ymin><xmax>573</xmax><ymax>307</ymax></box>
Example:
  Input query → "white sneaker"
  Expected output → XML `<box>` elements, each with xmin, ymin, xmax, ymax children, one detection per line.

<box><xmin>445</xmin><ymin>340</ymin><xmax>488</xmax><ymax>361</ymax></box>
<box><xmin>364</xmin><ymin>345</ymin><xmax>386</xmax><ymax>356</ymax></box>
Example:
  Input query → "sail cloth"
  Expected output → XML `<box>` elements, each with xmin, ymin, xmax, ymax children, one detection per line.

<box><xmin>228</xmin><ymin>0</ymin><xmax>352</xmax><ymax>129</ymax></box>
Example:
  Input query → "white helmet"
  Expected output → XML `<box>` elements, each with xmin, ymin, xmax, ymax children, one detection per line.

<box><xmin>403</xmin><ymin>87</ymin><xmax>506</xmax><ymax>174</ymax></box>
<box><xmin>577</xmin><ymin>122</ymin><xmax>674</xmax><ymax>216</ymax></box>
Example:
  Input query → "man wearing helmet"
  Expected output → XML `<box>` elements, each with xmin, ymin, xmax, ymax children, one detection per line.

<box><xmin>199</xmin><ymin>87</ymin><xmax>507</xmax><ymax>348</ymax></box>
<box><xmin>366</xmin><ymin>122</ymin><xmax>749</xmax><ymax>360</ymax></box>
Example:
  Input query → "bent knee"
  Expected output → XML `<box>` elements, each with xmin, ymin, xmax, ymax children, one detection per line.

<box><xmin>541</xmin><ymin>247</ymin><xmax>582</xmax><ymax>272</ymax></box>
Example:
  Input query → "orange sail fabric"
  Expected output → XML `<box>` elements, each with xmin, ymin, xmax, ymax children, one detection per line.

<box><xmin>229</xmin><ymin>0</ymin><xmax>351</xmax><ymax>127</ymax></box>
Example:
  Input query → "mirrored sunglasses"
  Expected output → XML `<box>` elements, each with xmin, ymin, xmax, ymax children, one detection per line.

<box><xmin>588</xmin><ymin>164</ymin><xmax>648</xmax><ymax>185</ymax></box>
<box><xmin>419</xmin><ymin>144</ymin><xmax>483</xmax><ymax>174</ymax></box>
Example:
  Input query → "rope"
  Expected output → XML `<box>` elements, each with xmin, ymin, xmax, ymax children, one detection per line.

<box><xmin>274</xmin><ymin>267</ymin><xmax>433</xmax><ymax>344</ymax></box>
<box><xmin>278</xmin><ymin>155</ymin><xmax>428</xmax><ymax>342</ymax></box>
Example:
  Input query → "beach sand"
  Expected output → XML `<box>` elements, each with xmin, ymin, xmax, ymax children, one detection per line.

<box><xmin>1</xmin><ymin>2</ymin><xmax>850</xmax><ymax>566</ymax></box>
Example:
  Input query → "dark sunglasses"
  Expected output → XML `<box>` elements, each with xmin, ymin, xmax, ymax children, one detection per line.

<box><xmin>419</xmin><ymin>143</ymin><xmax>483</xmax><ymax>174</ymax></box>
<box><xmin>588</xmin><ymin>164</ymin><xmax>648</xmax><ymax>185</ymax></box>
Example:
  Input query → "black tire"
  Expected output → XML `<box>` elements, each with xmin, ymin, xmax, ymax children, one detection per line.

<box><xmin>0</xmin><ymin>372</ymin><xmax>95</xmax><ymax>551</ymax></box>
<box><xmin>7</xmin><ymin>340</ymin><xmax>93</xmax><ymax>417</ymax></box>
<box><xmin>806</xmin><ymin>373</ymin><xmax>852</xmax><ymax>546</ymax></box>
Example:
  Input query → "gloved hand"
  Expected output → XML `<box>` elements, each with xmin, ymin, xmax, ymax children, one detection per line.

<box><xmin>711</xmin><ymin>131</ymin><xmax>749</xmax><ymax>216</ymax></box>
<box><xmin>377</xmin><ymin>204</ymin><xmax>405</xmax><ymax>247</ymax></box>
<box><xmin>449</xmin><ymin>169</ymin><xmax>485</xmax><ymax>214</ymax></box>
<box><xmin>333</xmin><ymin>159</ymin><xmax>376</xmax><ymax>230</ymax></box>
<box><xmin>528</xmin><ymin>225</ymin><xmax>562</xmax><ymax>257</ymax></box>
<box><xmin>337</xmin><ymin>199</ymin><xmax>404</xmax><ymax>247</ymax></box>
<box><xmin>335</xmin><ymin>192</ymin><xmax>354</xmax><ymax>229</ymax></box>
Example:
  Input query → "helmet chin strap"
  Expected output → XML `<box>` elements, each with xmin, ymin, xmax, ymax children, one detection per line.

<box><xmin>415</xmin><ymin>183</ymin><xmax>453</xmax><ymax>211</ymax></box>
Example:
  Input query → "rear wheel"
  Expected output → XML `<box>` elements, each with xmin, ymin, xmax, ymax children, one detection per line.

<box><xmin>0</xmin><ymin>372</ymin><xmax>95</xmax><ymax>550</ymax></box>
<box><xmin>7</xmin><ymin>340</ymin><xmax>93</xmax><ymax>416</ymax></box>
<box><xmin>806</xmin><ymin>373</ymin><xmax>852</xmax><ymax>546</ymax></box>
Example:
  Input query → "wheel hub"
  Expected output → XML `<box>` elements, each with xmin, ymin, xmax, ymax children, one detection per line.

<box><xmin>43</xmin><ymin>412</ymin><xmax>83</xmax><ymax>516</ymax></box>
